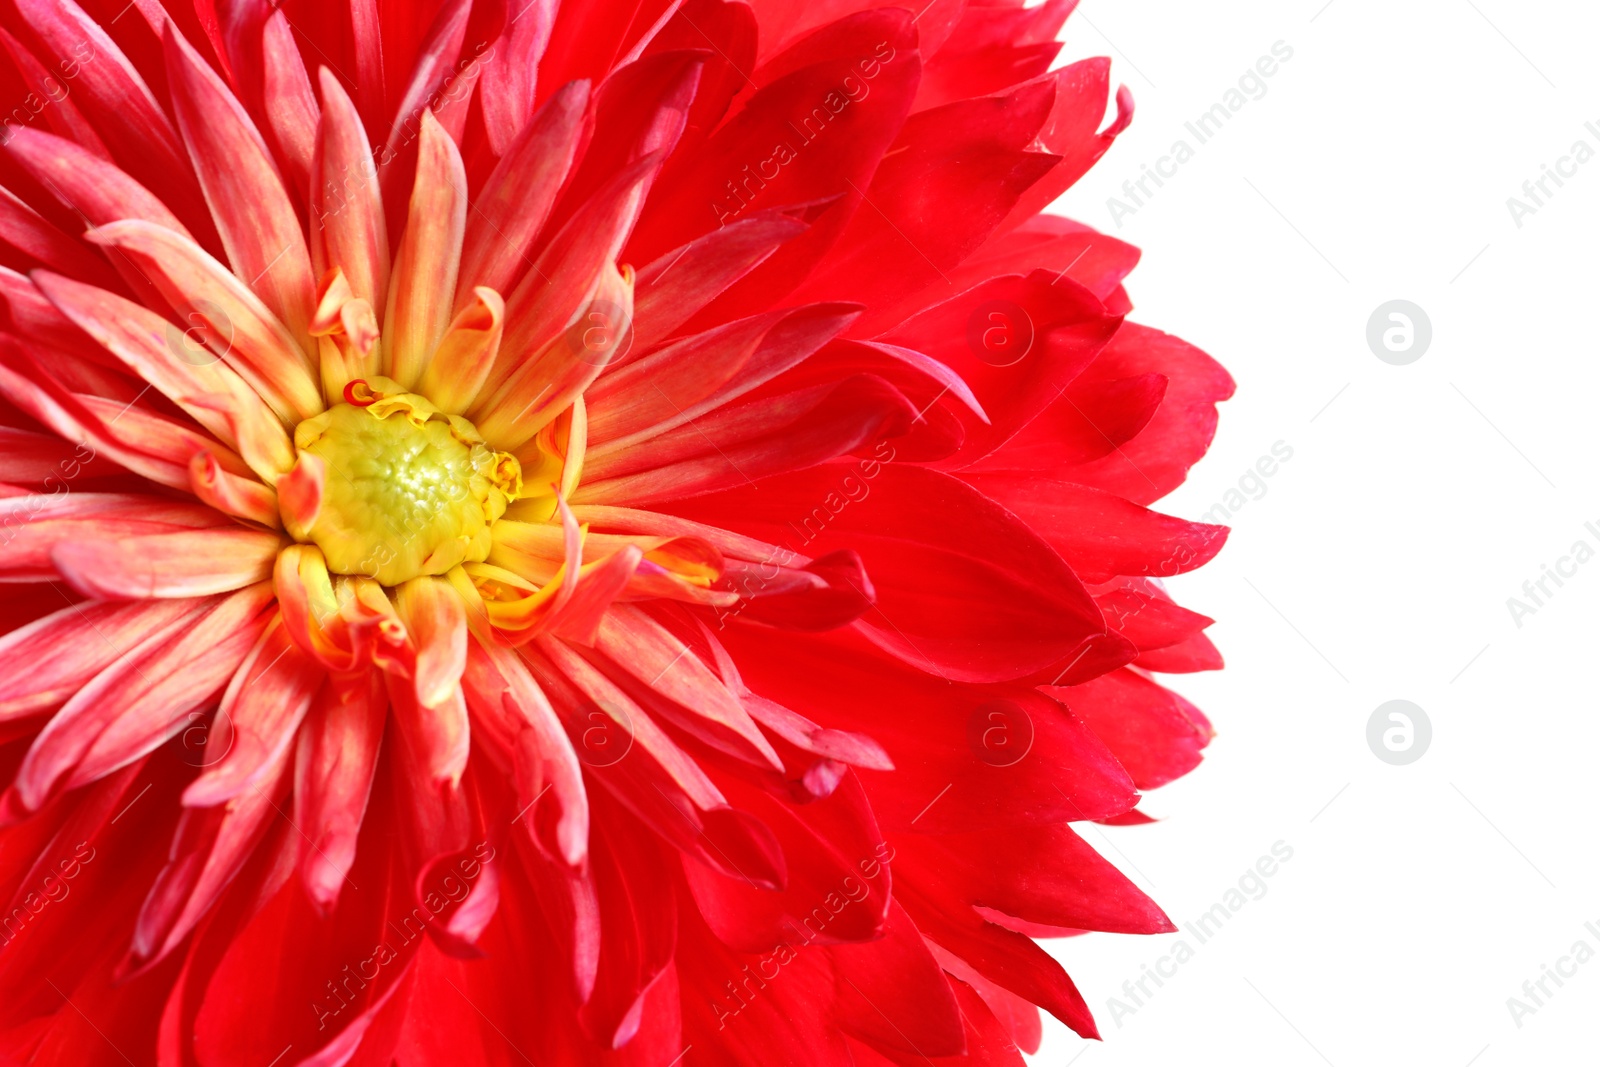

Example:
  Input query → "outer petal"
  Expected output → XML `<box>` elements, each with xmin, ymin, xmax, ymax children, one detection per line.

<box><xmin>674</xmin><ymin>464</ymin><xmax>1108</xmax><ymax>683</ymax></box>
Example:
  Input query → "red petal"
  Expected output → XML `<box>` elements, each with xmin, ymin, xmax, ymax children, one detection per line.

<box><xmin>1049</xmin><ymin>669</ymin><xmax>1212</xmax><ymax>789</ymax></box>
<box><xmin>53</xmin><ymin>527</ymin><xmax>282</xmax><ymax>600</ymax></box>
<box><xmin>674</xmin><ymin>463</ymin><xmax>1106</xmax><ymax>683</ymax></box>
<box><xmin>958</xmin><ymin>472</ymin><xmax>1228</xmax><ymax>584</ymax></box>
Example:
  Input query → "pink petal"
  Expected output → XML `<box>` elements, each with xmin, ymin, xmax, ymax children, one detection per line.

<box><xmin>183</xmin><ymin>617</ymin><xmax>323</xmax><ymax>807</ymax></box>
<box><xmin>163</xmin><ymin>23</ymin><xmax>316</xmax><ymax>347</ymax></box>
<box><xmin>310</xmin><ymin>69</ymin><xmax>390</xmax><ymax>313</ymax></box>
<box><xmin>0</xmin><ymin>598</ymin><xmax>197</xmax><ymax>719</ymax></box>
<box><xmin>294</xmin><ymin>673</ymin><xmax>386</xmax><ymax>914</ymax></box>
<box><xmin>14</xmin><ymin>583</ymin><xmax>274</xmax><ymax>808</ymax></box>
<box><xmin>87</xmin><ymin>220</ymin><xmax>323</xmax><ymax>423</ymax></box>
<box><xmin>457</xmin><ymin>78</ymin><xmax>589</xmax><ymax>304</ymax></box>
<box><xmin>33</xmin><ymin>270</ymin><xmax>296</xmax><ymax>481</ymax></box>
<box><xmin>53</xmin><ymin>528</ymin><xmax>282</xmax><ymax>600</ymax></box>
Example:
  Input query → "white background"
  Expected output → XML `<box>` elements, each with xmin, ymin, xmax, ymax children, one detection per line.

<box><xmin>1038</xmin><ymin>1</ymin><xmax>1600</xmax><ymax>1063</ymax></box>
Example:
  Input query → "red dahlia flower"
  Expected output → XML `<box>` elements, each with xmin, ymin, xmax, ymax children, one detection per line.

<box><xmin>0</xmin><ymin>0</ymin><xmax>1233</xmax><ymax>1062</ymax></box>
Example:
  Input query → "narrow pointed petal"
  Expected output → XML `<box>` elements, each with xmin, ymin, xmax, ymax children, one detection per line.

<box><xmin>294</xmin><ymin>673</ymin><xmax>386</xmax><ymax>914</ymax></box>
<box><xmin>0</xmin><ymin>355</ymin><xmax>186</xmax><ymax>489</ymax></box>
<box><xmin>33</xmin><ymin>271</ymin><xmax>296</xmax><ymax>482</ymax></box>
<box><xmin>184</xmin><ymin>618</ymin><xmax>322</xmax><ymax>807</ymax></box>
<box><xmin>0</xmin><ymin>491</ymin><xmax>229</xmax><ymax>579</ymax></box>
<box><xmin>477</xmin><ymin>1</ymin><xmax>557</xmax><ymax>155</ymax></box>
<box><xmin>594</xmin><ymin>605</ymin><xmax>781</xmax><ymax>769</ymax></box>
<box><xmin>3</xmin><ymin>127</ymin><xmax>194</xmax><ymax>241</ymax></box>
<box><xmin>0</xmin><ymin>185</ymin><xmax>118</xmax><ymax>288</ymax></box>
<box><xmin>586</xmin><ymin>302</ymin><xmax>859</xmax><ymax>456</ymax></box>
<box><xmin>457</xmin><ymin>79</ymin><xmax>590</xmax><ymax>303</ymax></box>
<box><xmin>311</xmin><ymin>69</ymin><xmax>389</xmax><ymax>312</ymax></box>
<box><xmin>163</xmin><ymin>23</ymin><xmax>316</xmax><ymax>346</ymax></box>
<box><xmin>576</xmin><ymin>375</ymin><xmax>916</xmax><ymax>506</ymax></box>
<box><xmin>0</xmin><ymin>425</ymin><xmax>107</xmax><ymax>484</ymax></box>
<box><xmin>383</xmin><ymin>109</ymin><xmax>467</xmax><ymax>390</ymax></box>
<box><xmin>131</xmin><ymin>744</ymin><xmax>292</xmax><ymax>968</ymax></box>
<box><xmin>629</xmin><ymin>208</ymin><xmax>810</xmax><ymax>353</ymax></box>
<box><xmin>531</xmin><ymin>636</ymin><xmax>725</xmax><ymax>810</ymax></box>
<box><xmin>87</xmin><ymin>220</ymin><xmax>323</xmax><ymax>423</ymax></box>
<box><xmin>77</xmin><ymin>393</ymin><xmax>252</xmax><ymax>491</ymax></box>
<box><xmin>480</xmin><ymin>151</ymin><xmax>662</xmax><ymax>401</ymax></box>
<box><xmin>0</xmin><ymin>26</ymin><xmax>110</xmax><ymax>159</ymax></box>
<box><xmin>0</xmin><ymin>599</ymin><xmax>197</xmax><ymax>719</ymax></box>
<box><xmin>13</xmin><ymin>0</ymin><xmax>198</xmax><ymax>210</ymax></box>
<box><xmin>14</xmin><ymin>584</ymin><xmax>273</xmax><ymax>808</ymax></box>
<box><xmin>260</xmin><ymin>10</ymin><xmax>320</xmax><ymax>199</ymax></box>
<box><xmin>463</xmin><ymin>637</ymin><xmax>589</xmax><ymax>865</ymax></box>
<box><xmin>475</xmin><ymin>261</ymin><xmax>634</xmax><ymax>448</ymax></box>
<box><xmin>379</xmin><ymin>0</ymin><xmax>472</xmax><ymax>163</ymax></box>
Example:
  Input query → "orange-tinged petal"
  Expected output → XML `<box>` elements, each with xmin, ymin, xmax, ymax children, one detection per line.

<box><xmin>33</xmin><ymin>271</ymin><xmax>296</xmax><ymax>482</ymax></box>
<box><xmin>383</xmin><ymin>109</ymin><xmax>467</xmax><ymax>390</ymax></box>
<box><xmin>475</xmin><ymin>261</ymin><xmax>634</xmax><ymax>449</ymax></box>
<box><xmin>480</xmin><ymin>151</ymin><xmax>661</xmax><ymax>401</ymax></box>
<box><xmin>417</xmin><ymin>286</ymin><xmax>504</xmax><ymax>415</ymax></box>
<box><xmin>274</xmin><ymin>544</ymin><xmax>346</xmax><ymax>667</ymax></box>
<box><xmin>311</xmin><ymin>70</ymin><xmax>389</xmax><ymax>312</ymax></box>
<box><xmin>53</xmin><ymin>528</ymin><xmax>283</xmax><ymax>600</ymax></box>
<box><xmin>275</xmin><ymin>451</ymin><xmax>325</xmax><ymax>539</ymax></box>
<box><xmin>163</xmin><ymin>23</ymin><xmax>316</xmax><ymax>348</ymax></box>
<box><xmin>594</xmin><ymin>604</ymin><xmax>781</xmax><ymax>770</ymax></box>
<box><xmin>310</xmin><ymin>269</ymin><xmax>382</xmax><ymax>400</ymax></box>
<box><xmin>393</xmin><ymin>575</ymin><xmax>468</xmax><ymax>710</ymax></box>
<box><xmin>87</xmin><ymin>220</ymin><xmax>323</xmax><ymax>423</ymax></box>
<box><xmin>188</xmin><ymin>450</ymin><xmax>279</xmax><ymax>528</ymax></box>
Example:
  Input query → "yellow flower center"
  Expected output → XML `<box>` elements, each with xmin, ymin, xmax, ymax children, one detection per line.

<box><xmin>284</xmin><ymin>378</ymin><xmax>521</xmax><ymax>585</ymax></box>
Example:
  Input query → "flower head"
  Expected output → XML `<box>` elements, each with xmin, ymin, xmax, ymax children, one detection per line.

<box><xmin>0</xmin><ymin>0</ymin><xmax>1233</xmax><ymax>1063</ymax></box>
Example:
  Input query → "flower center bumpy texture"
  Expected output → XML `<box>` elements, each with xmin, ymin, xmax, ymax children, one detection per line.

<box><xmin>284</xmin><ymin>380</ymin><xmax>522</xmax><ymax>585</ymax></box>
